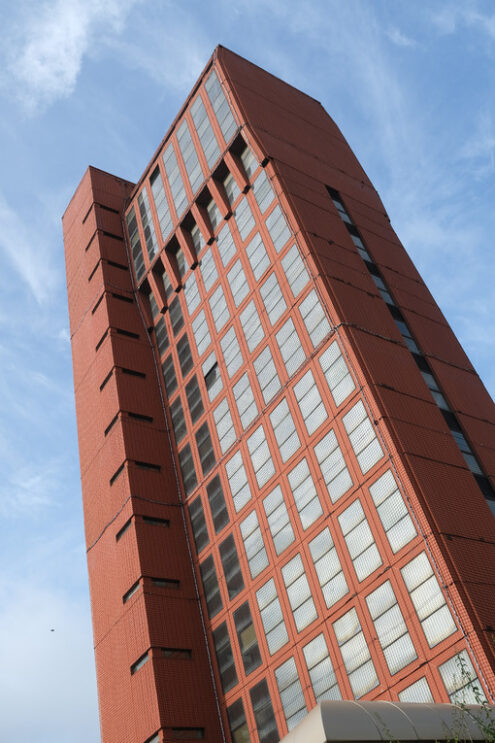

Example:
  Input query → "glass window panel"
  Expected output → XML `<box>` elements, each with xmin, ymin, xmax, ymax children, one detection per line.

<box><xmin>253</xmin><ymin>169</ymin><xmax>275</xmax><ymax>214</ymax></box>
<box><xmin>314</xmin><ymin>430</ymin><xmax>352</xmax><ymax>503</ymax></box>
<box><xmin>169</xmin><ymin>296</ymin><xmax>184</xmax><ymax>336</ymax></box>
<box><xmin>247</xmin><ymin>425</ymin><xmax>275</xmax><ymax>488</ymax></box>
<box><xmin>256</xmin><ymin>578</ymin><xmax>289</xmax><ymax>654</ymax></box>
<box><xmin>162</xmin><ymin>142</ymin><xmax>188</xmax><ymax>218</ymax></box>
<box><xmin>205</xmin><ymin>69</ymin><xmax>237</xmax><ymax>143</ymax></box>
<box><xmin>185</xmin><ymin>375</ymin><xmax>204</xmax><ymax>423</ymax></box>
<box><xmin>126</xmin><ymin>207</ymin><xmax>145</xmax><ymax>281</ymax></box>
<box><xmin>293</xmin><ymin>370</ymin><xmax>327</xmax><ymax>435</ymax></box>
<box><xmin>299</xmin><ymin>289</ymin><xmax>331</xmax><ymax>347</ymax></box>
<box><xmin>281</xmin><ymin>243</ymin><xmax>310</xmax><ymax>297</ymax></box>
<box><xmin>338</xmin><ymin>499</ymin><xmax>382</xmax><ymax>581</ymax></box>
<box><xmin>200</xmin><ymin>247</ymin><xmax>218</xmax><ymax>292</ymax></box>
<box><xmin>343</xmin><ymin>400</ymin><xmax>383</xmax><ymax>474</ymax></box>
<box><xmin>309</xmin><ymin>527</ymin><xmax>348</xmax><ymax>608</ymax></box>
<box><xmin>188</xmin><ymin>496</ymin><xmax>209</xmax><ymax>552</ymax></box>
<box><xmin>200</xmin><ymin>555</ymin><xmax>222</xmax><ymax>618</ymax></box>
<box><xmin>177</xmin><ymin>333</ymin><xmax>193</xmax><ymax>377</ymax></box>
<box><xmin>213</xmin><ymin>622</ymin><xmax>238</xmax><ymax>693</ymax></box>
<box><xmin>240</xmin><ymin>145</ymin><xmax>258</xmax><ymax>179</ymax></box>
<box><xmin>250</xmin><ymin>679</ymin><xmax>279</xmax><ymax>743</ymax></box>
<box><xmin>270</xmin><ymin>399</ymin><xmax>300</xmax><ymax>463</ymax></box>
<box><xmin>213</xmin><ymin>398</ymin><xmax>236</xmax><ymax>454</ymax></box>
<box><xmin>179</xmin><ymin>444</ymin><xmax>197</xmax><ymax>494</ymax></box>
<box><xmin>224</xmin><ymin>171</ymin><xmax>240</xmax><ymax>206</ymax></box>
<box><xmin>246</xmin><ymin>232</ymin><xmax>270</xmax><ymax>280</ymax></box>
<box><xmin>177</xmin><ymin>118</ymin><xmax>203</xmax><ymax>195</ymax></box>
<box><xmin>319</xmin><ymin>342</ymin><xmax>355</xmax><ymax>407</ymax></box>
<box><xmin>234</xmin><ymin>601</ymin><xmax>262</xmax><ymax>675</ymax></box>
<box><xmin>162</xmin><ymin>354</ymin><xmax>177</xmax><ymax>397</ymax></box>
<box><xmin>276</xmin><ymin>318</ymin><xmax>306</xmax><ymax>378</ymax></box>
<box><xmin>149</xmin><ymin>166</ymin><xmax>173</xmax><ymax>242</ymax></box>
<box><xmin>233</xmin><ymin>197</ymin><xmax>255</xmax><ymax>242</ymax></box>
<box><xmin>254</xmin><ymin>345</ymin><xmax>281</xmax><ymax>404</ymax></box>
<box><xmin>281</xmin><ymin>554</ymin><xmax>317</xmax><ymax>632</ymax></box>
<box><xmin>219</xmin><ymin>533</ymin><xmax>244</xmax><ymax>599</ymax></box>
<box><xmin>275</xmin><ymin>657</ymin><xmax>307</xmax><ymax>731</ymax></box>
<box><xmin>206</xmin><ymin>197</ymin><xmax>222</xmax><ymax>233</ymax></box>
<box><xmin>228</xmin><ymin>699</ymin><xmax>249</xmax><ymax>743</ymax></box>
<box><xmin>260</xmin><ymin>273</ymin><xmax>287</xmax><ymax>326</ymax></box>
<box><xmin>369</xmin><ymin>469</ymin><xmax>416</xmax><ymax>553</ymax></box>
<box><xmin>303</xmin><ymin>634</ymin><xmax>341</xmax><ymax>702</ymax></box>
<box><xmin>438</xmin><ymin>651</ymin><xmax>486</xmax><ymax>704</ymax></box>
<box><xmin>191</xmin><ymin>310</ymin><xmax>211</xmax><ymax>357</ymax></box>
<box><xmin>333</xmin><ymin>608</ymin><xmax>378</xmax><ymax>699</ymax></box>
<box><xmin>266</xmin><ymin>204</ymin><xmax>291</xmax><ymax>252</ymax></box>
<box><xmin>170</xmin><ymin>396</ymin><xmax>187</xmax><ymax>444</ymax></box>
<box><xmin>240</xmin><ymin>509</ymin><xmax>269</xmax><ymax>578</ymax></box>
<box><xmin>190</xmin><ymin>94</ymin><xmax>220</xmax><ymax>168</ymax></box>
<box><xmin>398</xmin><ymin>677</ymin><xmax>434</xmax><ymax>703</ymax></box>
<box><xmin>366</xmin><ymin>581</ymin><xmax>416</xmax><ymax>675</ymax></box>
<box><xmin>220</xmin><ymin>326</ymin><xmax>243</xmax><ymax>377</ymax></box>
<box><xmin>225</xmin><ymin>451</ymin><xmax>252</xmax><ymax>512</ymax></box>
<box><xmin>233</xmin><ymin>373</ymin><xmax>258</xmax><ymax>430</ymax></box>
<box><xmin>196</xmin><ymin>422</ymin><xmax>215</xmax><ymax>476</ymax></box>
<box><xmin>240</xmin><ymin>300</ymin><xmax>265</xmax><ymax>353</ymax></box>
<box><xmin>203</xmin><ymin>352</ymin><xmax>223</xmax><ymax>401</ymax></box>
<box><xmin>228</xmin><ymin>260</ymin><xmax>249</xmax><ymax>307</ymax></box>
<box><xmin>287</xmin><ymin>458</ymin><xmax>323</xmax><ymax>529</ymax></box>
<box><xmin>137</xmin><ymin>188</ymin><xmax>159</xmax><ymax>262</ymax></box>
<box><xmin>216</xmin><ymin>222</ymin><xmax>236</xmax><ymax>267</ymax></box>
<box><xmin>210</xmin><ymin>285</ymin><xmax>230</xmax><ymax>332</ymax></box>
<box><xmin>207</xmin><ymin>475</ymin><xmax>229</xmax><ymax>533</ymax></box>
<box><xmin>155</xmin><ymin>316</ymin><xmax>170</xmax><ymax>357</ymax></box>
<box><xmin>183</xmin><ymin>272</ymin><xmax>200</xmax><ymax>316</ymax></box>
<box><xmin>263</xmin><ymin>485</ymin><xmax>294</xmax><ymax>555</ymax></box>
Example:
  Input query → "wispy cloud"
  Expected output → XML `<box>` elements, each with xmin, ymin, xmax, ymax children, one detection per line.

<box><xmin>0</xmin><ymin>458</ymin><xmax>64</xmax><ymax>517</ymax></box>
<box><xmin>4</xmin><ymin>0</ymin><xmax>141</xmax><ymax>112</ymax></box>
<box><xmin>459</xmin><ymin>111</ymin><xmax>495</xmax><ymax>179</ymax></box>
<box><xmin>386</xmin><ymin>26</ymin><xmax>417</xmax><ymax>48</ymax></box>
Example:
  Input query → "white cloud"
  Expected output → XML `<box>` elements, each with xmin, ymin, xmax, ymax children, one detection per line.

<box><xmin>0</xmin><ymin>458</ymin><xmax>63</xmax><ymax>517</ymax></box>
<box><xmin>459</xmin><ymin>112</ymin><xmax>495</xmax><ymax>179</ymax></box>
<box><xmin>6</xmin><ymin>0</ymin><xmax>141</xmax><ymax>112</ymax></box>
<box><xmin>386</xmin><ymin>26</ymin><xmax>417</xmax><ymax>47</ymax></box>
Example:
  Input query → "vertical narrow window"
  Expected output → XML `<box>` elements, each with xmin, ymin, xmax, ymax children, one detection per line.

<box><xmin>240</xmin><ymin>509</ymin><xmax>269</xmax><ymax>578</ymax></box>
<box><xmin>126</xmin><ymin>207</ymin><xmax>145</xmax><ymax>281</ymax></box>
<box><xmin>342</xmin><ymin>401</ymin><xmax>383</xmax><ymax>474</ymax></box>
<box><xmin>240</xmin><ymin>300</ymin><xmax>265</xmax><ymax>353</ymax></box>
<box><xmin>275</xmin><ymin>657</ymin><xmax>307</xmax><ymax>731</ymax></box>
<box><xmin>161</xmin><ymin>355</ymin><xmax>177</xmax><ymax>397</ymax></box>
<box><xmin>438</xmin><ymin>651</ymin><xmax>486</xmax><ymax>704</ymax></box>
<box><xmin>224</xmin><ymin>171</ymin><xmax>240</xmax><ymax>206</ymax></box>
<box><xmin>228</xmin><ymin>260</ymin><xmax>249</xmax><ymax>307</ymax></box>
<box><xmin>179</xmin><ymin>444</ymin><xmax>197</xmax><ymax>494</ymax></box>
<box><xmin>234</xmin><ymin>602</ymin><xmax>262</xmax><ymax>675</ymax></box>
<box><xmin>190</xmin><ymin>222</ymin><xmax>205</xmax><ymax>255</ymax></box>
<box><xmin>233</xmin><ymin>373</ymin><xmax>257</xmax><ymax>430</ymax></box>
<box><xmin>260</xmin><ymin>273</ymin><xmax>287</xmax><ymax>326</ymax></box>
<box><xmin>256</xmin><ymin>578</ymin><xmax>288</xmax><ymax>654</ymax></box>
<box><xmin>183</xmin><ymin>272</ymin><xmax>200</xmax><ymax>316</ymax></box>
<box><xmin>207</xmin><ymin>475</ymin><xmax>229</xmax><ymax>533</ymax></box>
<box><xmin>309</xmin><ymin>528</ymin><xmax>348</xmax><ymax>608</ymax></box>
<box><xmin>200</xmin><ymin>555</ymin><xmax>223</xmax><ymax>618</ymax></box>
<box><xmin>162</xmin><ymin>269</ymin><xmax>174</xmax><ymax>300</ymax></box>
<box><xmin>252</xmin><ymin>170</ymin><xmax>275</xmax><ymax>214</ymax></box>
<box><xmin>206</xmin><ymin>197</ymin><xmax>221</xmax><ymax>232</ymax></box>
<box><xmin>219</xmin><ymin>534</ymin><xmax>244</xmax><ymax>599</ymax></box>
<box><xmin>209</xmin><ymin>285</ymin><xmax>230</xmax><ymax>331</ymax></box>
<box><xmin>188</xmin><ymin>497</ymin><xmax>209</xmax><ymax>553</ymax></box>
<box><xmin>314</xmin><ymin>430</ymin><xmax>353</xmax><ymax>503</ymax></box>
<box><xmin>240</xmin><ymin>144</ymin><xmax>258</xmax><ymax>179</ymax></box>
<box><xmin>217</xmin><ymin>222</ymin><xmax>237</xmax><ymax>266</ymax></box>
<box><xmin>162</xmin><ymin>142</ymin><xmax>188</xmax><ymax>218</ymax></box>
<box><xmin>250</xmin><ymin>680</ymin><xmax>278</xmax><ymax>743</ymax></box>
<box><xmin>148</xmin><ymin>290</ymin><xmax>159</xmax><ymax>320</ymax></box>
<box><xmin>220</xmin><ymin>326</ymin><xmax>243</xmax><ymax>377</ymax></box>
<box><xmin>155</xmin><ymin>316</ymin><xmax>170</xmax><ymax>356</ymax></box>
<box><xmin>177</xmin><ymin>119</ymin><xmax>203</xmax><ymax>195</ymax></box>
<box><xmin>303</xmin><ymin>634</ymin><xmax>341</xmax><ymax>702</ymax></box>
<box><xmin>281</xmin><ymin>554</ymin><xmax>317</xmax><ymax>632</ymax></box>
<box><xmin>338</xmin><ymin>499</ymin><xmax>382</xmax><ymax>581</ymax></box>
<box><xmin>170</xmin><ymin>397</ymin><xmax>187</xmax><ymax>444</ymax></box>
<box><xmin>191</xmin><ymin>310</ymin><xmax>211</xmax><ymax>358</ymax></box>
<box><xmin>263</xmin><ymin>485</ymin><xmax>294</xmax><ymax>555</ymax></box>
<box><xmin>150</xmin><ymin>166</ymin><xmax>173</xmax><ymax>241</ymax></box>
<box><xmin>254</xmin><ymin>346</ymin><xmax>281</xmax><ymax>404</ymax></box>
<box><xmin>319</xmin><ymin>341</ymin><xmax>355</xmax><ymax>407</ymax></box>
<box><xmin>204</xmin><ymin>69</ymin><xmax>237</xmax><ymax>143</ymax></box>
<box><xmin>213</xmin><ymin>398</ymin><xmax>236</xmax><ymax>454</ymax></box>
<box><xmin>225</xmin><ymin>451</ymin><xmax>252</xmax><ymax>512</ymax></box>
<box><xmin>333</xmin><ymin>608</ymin><xmax>379</xmax><ymax>699</ymax></box>
<box><xmin>213</xmin><ymin>622</ymin><xmax>238</xmax><ymax>693</ymax></box>
<box><xmin>247</xmin><ymin>425</ymin><xmax>275</xmax><ymax>488</ymax></box>
<box><xmin>299</xmin><ymin>289</ymin><xmax>331</xmax><ymax>348</ymax></box>
<box><xmin>177</xmin><ymin>333</ymin><xmax>193</xmax><ymax>377</ymax></box>
<box><xmin>228</xmin><ymin>699</ymin><xmax>249</xmax><ymax>743</ymax></box>
<box><xmin>369</xmin><ymin>469</ymin><xmax>417</xmax><ymax>553</ymax></box>
<box><xmin>169</xmin><ymin>296</ymin><xmax>185</xmax><ymax>336</ymax></box>
<box><xmin>293</xmin><ymin>370</ymin><xmax>328</xmax><ymax>435</ymax></box>
<box><xmin>287</xmin><ymin>458</ymin><xmax>323</xmax><ymax>529</ymax></box>
<box><xmin>185</xmin><ymin>375</ymin><xmax>204</xmax><ymax>423</ymax></box>
<box><xmin>281</xmin><ymin>243</ymin><xmax>309</xmax><ymax>297</ymax></box>
<box><xmin>200</xmin><ymin>247</ymin><xmax>218</xmax><ymax>292</ymax></box>
<box><xmin>270</xmin><ymin>399</ymin><xmax>300</xmax><ymax>463</ymax></box>
<box><xmin>203</xmin><ymin>352</ymin><xmax>222</xmax><ymax>401</ymax></box>
<box><xmin>137</xmin><ymin>188</ymin><xmax>159</xmax><ymax>262</ymax></box>
<box><xmin>366</xmin><ymin>580</ymin><xmax>417</xmax><ymax>675</ymax></box>
<box><xmin>233</xmin><ymin>197</ymin><xmax>255</xmax><ymax>242</ymax></box>
<box><xmin>276</xmin><ymin>319</ymin><xmax>306</xmax><ymax>378</ymax></box>
<box><xmin>195</xmin><ymin>422</ymin><xmax>215</xmax><ymax>476</ymax></box>
<box><xmin>246</xmin><ymin>232</ymin><xmax>270</xmax><ymax>280</ymax></box>
<box><xmin>191</xmin><ymin>94</ymin><xmax>220</xmax><ymax>168</ymax></box>
<box><xmin>266</xmin><ymin>205</ymin><xmax>290</xmax><ymax>252</ymax></box>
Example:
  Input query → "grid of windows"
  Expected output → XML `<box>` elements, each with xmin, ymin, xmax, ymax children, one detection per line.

<box><xmin>299</xmin><ymin>289</ymin><xmax>331</xmax><ymax>348</ymax></box>
<box><xmin>266</xmin><ymin>204</ymin><xmax>290</xmax><ymax>252</ymax></box>
<box><xmin>254</xmin><ymin>346</ymin><xmax>281</xmax><ymax>404</ymax></box>
<box><xmin>281</xmin><ymin>554</ymin><xmax>317</xmax><ymax>632</ymax></box>
<box><xmin>213</xmin><ymin>398</ymin><xmax>236</xmax><ymax>454</ymax></box>
<box><xmin>260</xmin><ymin>273</ymin><xmax>287</xmax><ymax>326</ymax></box>
<box><xmin>210</xmin><ymin>285</ymin><xmax>230</xmax><ymax>331</ymax></box>
<box><xmin>250</xmin><ymin>679</ymin><xmax>279</xmax><ymax>743</ymax></box>
<box><xmin>438</xmin><ymin>651</ymin><xmax>486</xmax><ymax>704</ymax></box>
<box><xmin>204</xmin><ymin>69</ymin><xmax>237</xmax><ymax>143</ymax></box>
<box><xmin>163</xmin><ymin>143</ymin><xmax>188</xmax><ymax>218</ymax></box>
<box><xmin>191</xmin><ymin>310</ymin><xmax>211</xmax><ymax>357</ymax></box>
<box><xmin>137</xmin><ymin>188</ymin><xmax>159</xmax><ymax>262</ymax></box>
<box><xmin>342</xmin><ymin>400</ymin><xmax>383</xmax><ymax>474</ymax></box>
<box><xmin>270</xmin><ymin>399</ymin><xmax>300</xmax><ymax>463</ymax></box>
<box><xmin>234</xmin><ymin>197</ymin><xmax>255</xmax><ymax>241</ymax></box>
<box><xmin>309</xmin><ymin>527</ymin><xmax>348</xmax><ymax>608</ymax></box>
<box><xmin>184</xmin><ymin>272</ymin><xmax>201</xmax><ymax>315</ymax></box>
<box><xmin>200</xmin><ymin>247</ymin><xmax>218</xmax><ymax>291</ymax></box>
<box><xmin>398</xmin><ymin>677</ymin><xmax>434</xmax><ymax>703</ymax></box>
<box><xmin>246</xmin><ymin>232</ymin><xmax>270</xmax><ymax>280</ymax></box>
<box><xmin>275</xmin><ymin>657</ymin><xmax>307</xmax><ymax>731</ymax></box>
<box><xmin>263</xmin><ymin>485</ymin><xmax>294</xmax><ymax>555</ymax></box>
<box><xmin>252</xmin><ymin>169</ymin><xmax>275</xmax><ymax>214</ymax></box>
<box><xmin>220</xmin><ymin>326</ymin><xmax>243</xmax><ymax>377</ymax></box>
<box><xmin>256</xmin><ymin>578</ymin><xmax>289</xmax><ymax>654</ymax></box>
<box><xmin>233</xmin><ymin>373</ymin><xmax>257</xmax><ymax>430</ymax></box>
<box><xmin>191</xmin><ymin>94</ymin><xmax>220</xmax><ymax>169</ymax></box>
<box><xmin>303</xmin><ymin>634</ymin><xmax>341</xmax><ymax>702</ymax></box>
<box><xmin>401</xmin><ymin>551</ymin><xmax>457</xmax><ymax>647</ymax></box>
<box><xmin>150</xmin><ymin>166</ymin><xmax>173</xmax><ymax>242</ymax></box>
<box><xmin>199</xmin><ymin>555</ymin><xmax>222</xmax><ymax>618</ymax></box>
<box><xmin>287</xmin><ymin>458</ymin><xmax>323</xmax><ymax>529</ymax></box>
<box><xmin>366</xmin><ymin>580</ymin><xmax>417</xmax><ymax>675</ymax></box>
<box><xmin>281</xmin><ymin>243</ymin><xmax>310</xmax><ymax>297</ymax></box>
<box><xmin>203</xmin><ymin>352</ymin><xmax>223</xmax><ymax>401</ymax></box>
<box><xmin>240</xmin><ymin>300</ymin><xmax>265</xmax><ymax>353</ymax></box>
<box><xmin>228</xmin><ymin>260</ymin><xmax>249</xmax><ymax>306</ymax></box>
<box><xmin>225</xmin><ymin>451</ymin><xmax>252</xmax><ymax>512</ymax></box>
<box><xmin>276</xmin><ymin>319</ymin><xmax>306</xmax><ymax>378</ymax></box>
<box><xmin>212</xmin><ymin>622</ymin><xmax>238</xmax><ymax>693</ymax></box>
<box><xmin>369</xmin><ymin>469</ymin><xmax>417</xmax><ymax>553</ymax></box>
<box><xmin>293</xmin><ymin>370</ymin><xmax>327</xmax><ymax>435</ymax></box>
<box><xmin>314</xmin><ymin>429</ymin><xmax>353</xmax><ymax>503</ymax></box>
<box><xmin>177</xmin><ymin>119</ymin><xmax>203</xmax><ymax>195</ymax></box>
<box><xmin>234</xmin><ymin>601</ymin><xmax>262</xmax><ymax>675</ymax></box>
<box><xmin>319</xmin><ymin>341</ymin><xmax>355</xmax><ymax>407</ymax></box>
<box><xmin>219</xmin><ymin>534</ymin><xmax>244</xmax><ymax>599</ymax></box>
<box><xmin>240</xmin><ymin>509</ymin><xmax>269</xmax><ymax>578</ymax></box>
<box><xmin>333</xmin><ymin>607</ymin><xmax>379</xmax><ymax>699</ymax></box>
<box><xmin>338</xmin><ymin>499</ymin><xmax>382</xmax><ymax>582</ymax></box>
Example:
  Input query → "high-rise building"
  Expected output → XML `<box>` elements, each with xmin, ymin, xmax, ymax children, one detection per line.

<box><xmin>63</xmin><ymin>46</ymin><xmax>495</xmax><ymax>743</ymax></box>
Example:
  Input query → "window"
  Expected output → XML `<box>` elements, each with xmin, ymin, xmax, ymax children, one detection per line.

<box><xmin>162</xmin><ymin>142</ymin><xmax>188</xmax><ymax>218</ymax></box>
<box><xmin>287</xmin><ymin>458</ymin><xmax>323</xmax><ymax>529</ymax></box>
<box><xmin>234</xmin><ymin>602</ymin><xmax>262</xmax><ymax>674</ymax></box>
<box><xmin>213</xmin><ymin>398</ymin><xmax>236</xmax><ymax>454</ymax></box>
<box><xmin>188</xmin><ymin>497</ymin><xmax>209</xmax><ymax>553</ymax></box>
<box><xmin>233</xmin><ymin>197</ymin><xmax>255</xmax><ymax>241</ymax></box>
<box><xmin>338</xmin><ymin>499</ymin><xmax>382</xmax><ymax>582</ymax></box>
<box><xmin>199</xmin><ymin>555</ymin><xmax>222</xmax><ymax>618</ymax></box>
<box><xmin>199</xmin><ymin>247</ymin><xmax>218</xmax><ymax>292</ymax></box>
<box><xmin>228</xmin><ymin>699</ymin><xmax>249</xmax><ymax>743</ymax></box>
<box><xmin>250</xmin><ymin>680</ymin><xmax>278</xmax><ymax>743</ymax></box>
<box><xmin>174</xmin><ymin>246</ymin><xmax>188</xmax><ymax>279</ymax></box>
<box><xmin>240</xmin><ymin>300</ymin><xmax>264</xmax><ymax>352</ymax></box>
<box><xmin>203</xmin><ymin>352</ymin><xmax>222</xmax><ymax>401</ymax></box>
<box><xmin>263</xmin><ymin>485</ymin><xmax>294</xmax><ymax>554</ymax></box>
<box><xmin>309</xmin><ymin>527</ymin><xmax>348</xmax><ymax>608</ymax></box>
<box><xmin>213</xmin><ymin>622</ymin><xmax>238</xmax><ymax>693</ymax></box>
<box><xmin>252</xmin><ymin>170</ymin><xmax>275</xmax><ymax>214</ymax></box>
<box><xmin>191</xmin><ymin>310</ymin><xmax>211</xmax><ymax>357</ymax></box>
<box><xmin>240</xmin><ymin>144</ymin><xmax>257</xmax><ymax>179</ymax></box>
<box><xmin>342</xmin><ymin>400</ymin><xmax>383</xmax><ymax>474</ymax></box>
<box><xmin>333</xmin><ymin>608</ymin><xmax>379</xmax><ymax>699</ymax></box>
<box><xmin>281</xmin><ymin>554</ymin><xmax>317</xmax><ymax>632</ymax></box>
<box><xmin>438</xmin><ymin>651</ymin><xmax>486</xmax><ymax>704</ymax></box>
<box><xmin>123</xmin><ymin>580</ymin><xmax>140</xmax><ymax>604</ymax></box>
<box><xmin>276</xmin><ymin>319</ymin><xmax>306</xmax><ymax>378</ymax></box>
<box><xmin>266</xmin><ymin>204</ymin><xmax>290</xmax><ymax>252</ymax></box>
<box><xmin>205</xmin><ymin>69</ymin><xmax>237</xmax><ymax>142</ymax></box>
<box><xmin>206</xmin><ymin>475</ymin><xmax>229</xmax><ymax>533</ymax></box>
<box><xmin>126</xmin><ymin>207</ymin><xmax>145</xmax><ymax>281</ymax></box>
<box><xmin>319</xmin><ymin>341</ymin><xmax>355</xmax><ymax>407</ymax></box>
<box><xmin>401</xmin><ymin>551</ymin><xmax>457</xmax><ymax>647</ymax></box>
<box><xmin>170</xmin><ymin>397</ymin><xmax>187</xmax><ymax>443</ymax></box>
<box><xmin>398</xmin><ymin>677</ymin><xmax>434</xmax><ymax>703</ymax></box>
<box><xmin>293</xmin><ymin>370</ymin><xmax>327</xmax><ymax>435</ymax></box>
<box><xmin>275</xmin><ymin>657</ymin><xmax>307</xmax><ymax>731</ymax></box>
<box><xmin>191</xmin><ymin>94</ymin><xmax>220</xmax><ymax>168</ymax></box>
<box><xmin>246</xmin><ymin>232</ymin><xmax>270</xmax><ymax>280</ymax></box>
<box><xmin>233</xmin><ymin>373</ymin><xmax>257</xmax><ymax>430</ymax></box>
<box><xmin>150</xmin><ymin>166</ymin><xmax>173</xmax><ymax>241</ymax></box>
<box><xmin>281</xmin><ymin>243</ymin><xmax>309</xmax><ymax>297</ymax></box>
<box><xmin>314</xmin><ymin>429</ymin><xmax>353</xmax><ymax>503</ymax></box>
<box><xmin>209</xmin><ymin>285</ymin><xmax>230</xmax><ymax>331</ymax></box>
<box><xmin>190</xmin><ymin>222</ymin><xmax>205</xmax><ymax>254</ymax></box>
<box><xmin>179</xmin><ymin>444</ymin><xmax>197</xmax><ymax>494</ymax></box>
<box><xmin>183</xmin><ymin>272</ymin><xmax>201</xmax><ymax>315</ymax></box>
<box><xmin>260</xmin><ymin>273</ymin><xmax>287</xmax><ymax>326</ymax></box>
<box><xmin>162</xmin><ymin>355</ymin><xmax>177</xmax><ymax>396</ymax></box>
<box><xmin>247</xmin><ymin>425</ymin><xmax>275</xmax><ymax>488</ymax></box>
<box><xmin>303</xmin><ymin>634</ymin><xmax>341</xmax><ymax>702</ymax></box>
<box><xmin>219</xmin><ymin>534</ymin><xmax>244</xmax><ymax>599</ymax></box>
<box><xmin>228</xmin><ymin>260</ymin><xmax>249</xmax><ymax>306</ymax></box>
<box><xmin>254</xmin><ymin>346</ymin><xmax>281</xmax><ymax>404</ymax></box>
<box><xmin>130</xmin><ymin>651</ymin><xmax>149</xmax><ymax>675</ymax></box>
<box><xmin>206</xmin><ymin>197</ymin><xmax>221</xmax><ymax>232</ymax></box>
<box><xmin>137</xmin><ymin>188</ymin><xmax>158</xmax><ymax>262</ymax></box>
<box><xmin>369</xmin><ymin>469</ymin><xmax>417</xmax><ymax>553</ymax></box>
<box><xmin>327</xmin><ymin>188</ymin><xmax>353</xmax><ymax>224</ymax></box>
<box><xmin>366</xmin><ymin>580</ymin><xmax>417</xmax><ymax>674</ymax></box>
<box><xmin>169</xmin><ymin>297</ymin><xmax>185</xmax><ymax>336</ymax></box>
<box><xmin>217</xmin><ymin>222</ymin><xmax>236</xmax><ymax>267</ymax></box>
<box><xmin>171</xmin><ymin>729</ymin><xmax>204</xmax><ymax>740</ymax></box>
<box><xmin>256</xmin><ymin>578</ymin><xmax>288</xmax><ymax>654</ymax></box>
<box><xmin>224</xmin><ymin>171</ymin><xmax>240</xmax><ymax>206</ymax></box>
<box><xmin>155</xmin><ymin>317</ymin><xmax>170</xmax><ymax>356</ymax></box>
<box><xmin>177</xmin><ymin>334</ymin><xmax>193</xmax><ymax>377</ymax></box>
<box><xmin>240</xmin><ymin>509</ymin><xmax>269</xmax><ymax>578</ymax></box>
<box><xmin>270</xmin><ymin>398</ymin><xmax>300</xmax><ymax>462</ymax></box>
<box><xmin>185</xmin><ymin>375</ymin><xmax>204</xmax><ymax>423</ymax></box>
<box><xmin>299</xmin><ymin>290</ymin><xmax>331</xmax><ymax>347</ymax></box>
<box><xmin>161</xmin><ymin>648</ymin><xmax>192</xmax><ymax>659</ymax></box>
<box><xmin>220</xmin><ymin>326</ymin><xmax>243</xmax><ymax>377</ymax></box>
<box><xmin>162</xmin><ymin>269</ymin><xmax>174</xmax><ymax>299</ymax></box>
<box><xmin>225</xmin><ymin>451</ymin><xmax>252</xmax><ymax>512</ymax></box>
<box><xmin>177</xmin><ymin>118</ymin><xmax>203</xmax><ymax>195</ymax></box>
<box><xmin>148</xmin><ymin>290</ymin><xmax>159</xmax><ymax>320</ymax></box>
<box><xmin>195</xmin><ymin>422</ymin><xmax>215</xmax><ymax>476</ymax></box>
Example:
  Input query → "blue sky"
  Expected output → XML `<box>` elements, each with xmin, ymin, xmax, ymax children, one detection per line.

<box><xmin>0</xmin><ymin>1</ymin><xmax>494</xmax><ymax>740</ymax></box>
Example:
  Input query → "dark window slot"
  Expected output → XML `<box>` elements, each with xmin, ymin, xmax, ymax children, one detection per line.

<box><xmin>345</xmin><ymin>222</ymin><xmax>360</xmax><ymax>237</ymax></box>
<box><xmin>104</xmin><ymin>413</ymin><xmax>119</xmax><ymax>436</ymax></box>
<box><xmin>142</xmin><ymin>516</ymin><xmax>170</xmax><ymax>527</ymax></box>
<box><xmin>116</xmin><ymin>518</ymin><xmax>132</xmax><ymax>541</ymax></box>
<box><xmin>91</xmin><ymin>293</ymin><xmax>105</xmax><ymax>314</ymax></box>
<box><xmin>102</xmin><ymin>231</ymin><xmax>123</xmax><ymax>241</ymax></box>
<box><xmin>135</xmin><ymin>461</ymin><xmax>161</xmax><ymax>471</ymax></box>
<box><xmin>151</xmin><ymin>578</ymin><xmax>180</xmax><ymax>589</ymax></box>
<box><xmin>99</xmin><ymin>369</ymin><xmax>113</xmax><ymax>391</ymax></box>
<box><xmin>116</xmin><ymin>328</ymin><xmax>139</xmax><ymax>339</ymax></box>
<box><xmin>123</xmin><ymin>580</ymin><xmax>140</xmax><ymax>603</ymax></box>
<box><xmin>88</xmin><ymin>261</ymin><xmax>99</xmax><ymax>281</ymax></box>
<box><xmin>82</xmin><ymin>204</ymin><xmax>93</xmax><ymax>223</ymax></box>
<box><xmin>364</xmin><ymin>260</ymin><xmax>380</xmax><ymax>276</ymax></box>
<box><xmin>161</xmin><ymin>648</ymin><xmax>192</xmax><ymax>659</ymax></box>
<box><xmin>98</xmin><ymin>204</ymin><xmax>120</xmax><ymax>215</ymax></box>
<box><xmin>412</xmin><ymin>353</ymin><xmax>430</xmax><ymax>373</ymax></box>
<box><xmin>387</xmin><ymin>304</ymin><xmax>405</xmax><ymax>322</ymax></box>
<box><xmin>95</xmin><ymin>330</ymin><xmax>108</xmax><ymax>351</ymax></box>
<box><xmin>171</xmin><ymin>729</ymin><xmax>204</xmax><ymax>740</ymax></box>
<box><xmin>474</xmin><ymin>475</ymin><xmax>495</xmax><ymax>501</ymax></box>
<box><xmin>111</xmin><ymin>293</ymin><xmax>133</xmax><ymax>304</ymax></box>
<box><xmin>107</xmin><ymin>260</ymin><xmax>128</xmax><ymax>271</ymax></box>
<box><xmin>128</xmin><ymin>412</ymin><xmax>153</xmax><ymax>423</ymax></box>
<box><xmin>130</xmin><ymin>652</ymin><xmax>149</xmax><ymax>675</ymax></box>
<box><xmin>440</xmin><ymin>408</ymin><xmax>462</xmax><ymax>433</ymax></box>
<box><xmin>121</xmin><ymin>367</ymin><xmax>146</xmax><ymax>378</ymax></box>
<box><xmin>85</xmin><ymin>232</ymin><xmax>97</xmax><ymax>252</ymax></box>
<box><xmin>110</xmin><ymin>462</ymin><xmax>125</xmax><ymax>485</ymax></box>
